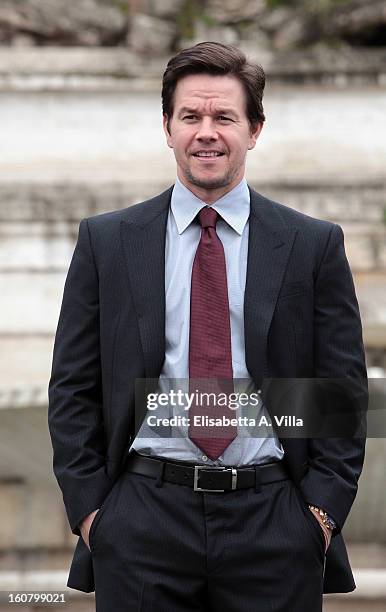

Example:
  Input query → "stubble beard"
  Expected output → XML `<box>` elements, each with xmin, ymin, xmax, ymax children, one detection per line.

<box><xmin>184</xmin><ymin>159</ymin><xmax>238</xmax><ymax>191</ymax></box>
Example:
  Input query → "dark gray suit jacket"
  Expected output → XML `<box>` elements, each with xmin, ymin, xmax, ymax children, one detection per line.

<box><xmin>48</xmin><ymin>185</ymin><xmax>367</xmax><ymax>593</ymax></box>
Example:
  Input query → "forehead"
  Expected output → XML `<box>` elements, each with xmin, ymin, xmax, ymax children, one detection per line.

<box><xmin>173</xmin><ymin>73</ymin><xmax>247</xmax><ymax>113</ymax></box>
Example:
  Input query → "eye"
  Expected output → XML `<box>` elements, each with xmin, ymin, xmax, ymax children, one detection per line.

<box><xmin>182</xmin><ymin>115</ymin><xmax>198</xmax><ymax>121</ymax></box>
<box><xmin>218</xmin><ymin>116</ymin><xmax>232</xmax><ymax>122</ymax></box>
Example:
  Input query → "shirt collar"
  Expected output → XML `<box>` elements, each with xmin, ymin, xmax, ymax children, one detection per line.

<box><xmin>170</xmin><ymin>176</ymin><xmax>250</xmax><ymax>236</ymax></box>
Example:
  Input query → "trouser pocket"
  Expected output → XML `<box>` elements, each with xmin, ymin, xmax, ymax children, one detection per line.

<box><xmin>89</xmin><ymin>479</ymin><xmax>120</xmax><ymax>552</ymax></box>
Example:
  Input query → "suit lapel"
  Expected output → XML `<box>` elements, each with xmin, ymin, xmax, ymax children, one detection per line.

<box><xmin>120</xmin><ymin>187</ymin><xmax>172</xmax><ymax>377</ymax></box>
<box><xmin>244</xmin><ymin>188</ymin><xmax>298</xmax><ymax>383</ymax></box>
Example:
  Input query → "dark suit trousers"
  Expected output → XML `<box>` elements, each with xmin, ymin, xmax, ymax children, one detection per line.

<box><xmin>89</xmin><ymin>469</ymin><xmax>325</xmax><ymax>612</ymax></box>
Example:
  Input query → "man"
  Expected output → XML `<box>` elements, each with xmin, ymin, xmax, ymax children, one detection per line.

<box><xmin>48</xmin><ymin>42</ymin><xmax>367</xmax><ymax>611</ymax></box>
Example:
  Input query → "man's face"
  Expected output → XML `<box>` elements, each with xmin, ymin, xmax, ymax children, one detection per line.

<box><xmin>163</xmin><ymin>73</ymin><xmax>263</xmax><ymax>203</ymax></box>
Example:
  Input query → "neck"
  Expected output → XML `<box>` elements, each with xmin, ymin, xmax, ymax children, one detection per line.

<box><xmin>177</xmin><ymin>173</ymin><xmax>244</xmax><ymax>205</ymax></box>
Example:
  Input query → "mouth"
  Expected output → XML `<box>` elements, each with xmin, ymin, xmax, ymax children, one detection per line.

<box><xmin>191</xmin><ymin>151</ymin><xmax>225</xmax><ymax>161</ymax></box>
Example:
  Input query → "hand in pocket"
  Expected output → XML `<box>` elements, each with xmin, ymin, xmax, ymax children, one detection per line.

<box><xmin>308</xmin><ymin>507</ymin><xmax>332</xmax><ymax>552</ymax></box>
<box><xmin>80</xmin><ymin>509</ymin><xmax>99</xmax><ymax>551</ymax></box>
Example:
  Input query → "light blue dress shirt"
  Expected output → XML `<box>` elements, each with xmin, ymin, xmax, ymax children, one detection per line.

<box><xmin>131</xmin><ymin>177</ymin><xmax>284</xmax><ymax>466</ymax></box>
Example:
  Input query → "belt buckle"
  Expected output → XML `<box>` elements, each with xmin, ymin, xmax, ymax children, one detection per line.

<box><xmin>193</xmin><ymin>465</ymin><xmax>237</xmax><ymax>492</ymax></box>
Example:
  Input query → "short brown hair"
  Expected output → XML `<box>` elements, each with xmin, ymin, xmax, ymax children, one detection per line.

<box><xmin>162</xmin><ymin>41</ymin><xmax>266</xmax><ymax>132</ymax></box>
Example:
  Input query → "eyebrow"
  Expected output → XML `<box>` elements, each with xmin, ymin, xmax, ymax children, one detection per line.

<box><xmin>177</xmin><ymin>107</ymin><xmax>238</xmax><ymax>118</ymax></box>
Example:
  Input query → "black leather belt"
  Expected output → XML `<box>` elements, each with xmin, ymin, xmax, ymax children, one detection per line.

<box><xmin>125</xmin><ymin>450</ymin><xmax>289</xmax><ymax>492</ymax></box>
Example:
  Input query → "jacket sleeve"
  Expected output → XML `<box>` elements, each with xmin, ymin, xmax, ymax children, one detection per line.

<box><xmin>48</xmin><ymin>219</ymin><xmax>112</xmax><ymax>535</ymax></box>
<box><xmin>299</xmin><ymin>223</ymin><xmax>368</xmax><ymax>533</ymax></box>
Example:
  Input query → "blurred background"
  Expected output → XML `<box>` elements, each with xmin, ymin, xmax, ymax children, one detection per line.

<box><xmin>0</xmin><ymin>1</ymin><xmax>385</xmax><ymax>610</ymax></box>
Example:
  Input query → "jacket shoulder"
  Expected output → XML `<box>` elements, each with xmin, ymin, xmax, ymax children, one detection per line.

<box><xmin>275</xmin><ymin>201</ymin><xmax>335</xmax><ymax>235</ymax></box>
<box><xmin>82</xmin><ymin>186</ymin><xmax>173</xmax><ymax>231</ymax></box>
<box><xmin>251</xmin><ymin>188</ymin><xmax>335</xmax><ymax>234</ymax></box>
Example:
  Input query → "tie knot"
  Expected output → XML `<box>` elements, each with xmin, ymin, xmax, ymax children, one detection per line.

<box><xmin>198</xmin><ymin>207</ymin><xmax>218</xmax><ymax>229</ymax></box>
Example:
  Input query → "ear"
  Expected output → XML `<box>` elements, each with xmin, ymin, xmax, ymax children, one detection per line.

<box><xmin>248</xmin><ymin>121</ymin><xmax>263</xmax><ymax>150</ymax></box>
<box><xmin>163</xmin><ymin>114</ymin><xmax>173</xmax><ymax>148</ymax></box>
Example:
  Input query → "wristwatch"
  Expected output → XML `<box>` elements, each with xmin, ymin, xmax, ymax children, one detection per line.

<box><xmin>308</xmin><ymin>505</ymin><xmax>336</xmax><ymax>531</ymax></box>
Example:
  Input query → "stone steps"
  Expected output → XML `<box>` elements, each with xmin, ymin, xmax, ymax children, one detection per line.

<box><xmin>1</xmin><ymin>47</ymin><xmax>386</xmax><ymax>89</ymax></box>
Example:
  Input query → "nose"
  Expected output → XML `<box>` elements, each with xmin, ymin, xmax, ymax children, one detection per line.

<box><xmin>195</xmin><ymin>117</ymin><xmax>218</xmax><ymax>141</ymax></box>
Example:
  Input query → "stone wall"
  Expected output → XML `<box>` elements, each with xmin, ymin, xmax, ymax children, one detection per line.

<box><xmin>0</xmin><ymin>0</ymin><xmax>385</xmax><ymax>56</ymax></box>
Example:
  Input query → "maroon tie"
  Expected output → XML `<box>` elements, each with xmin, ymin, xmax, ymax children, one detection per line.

<box><xmin>188</xmin><ymin>206</ymin><xmax>237</xmax><ymax>460</ymax></box>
